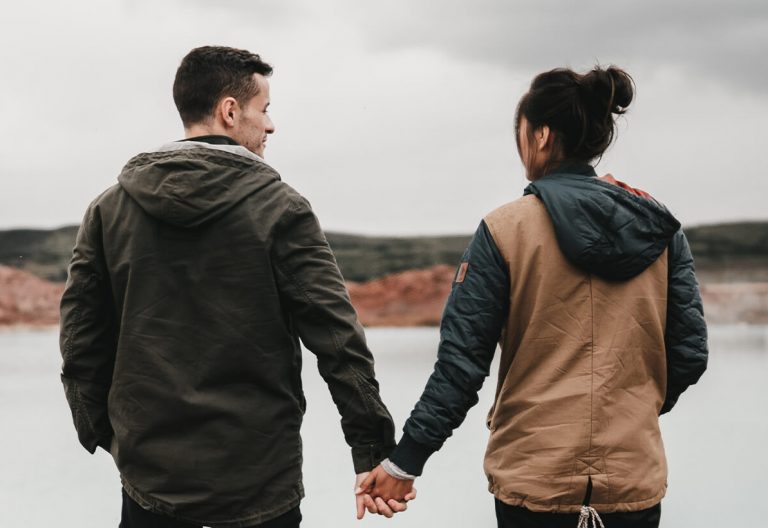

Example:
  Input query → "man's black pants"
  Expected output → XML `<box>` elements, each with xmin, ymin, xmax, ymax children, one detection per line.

<box><xmin>494</xmin><ymin>499</ymin><xmax>661</xmax><ymax>528</ymax></box>
<box><xmin>120</xmin><ymin>490</ymin><xmax>301</xmax><ymax>528</ymax></box>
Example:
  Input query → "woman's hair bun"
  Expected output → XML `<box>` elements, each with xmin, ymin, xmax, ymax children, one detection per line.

<box><xmin>517</xmin><ymin>64</ymin><xmax>635</xmax><ymax>166</ymax></box>
<box><xmin>582</xmin><ymin>65</ymin><xmax>634</xmax><ymax>116</ymax></box>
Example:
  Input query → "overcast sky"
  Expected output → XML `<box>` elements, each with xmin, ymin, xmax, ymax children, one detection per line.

<box><xmin>1</xmin><ymin>0</ymin><xmax>767</xmax><ymax>235</ymax></box>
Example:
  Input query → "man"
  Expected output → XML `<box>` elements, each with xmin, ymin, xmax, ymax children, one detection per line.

<box><xmin>60</xmin><ymin>45</ymin><xmax>404</xmax><ymax>527</ymax></box>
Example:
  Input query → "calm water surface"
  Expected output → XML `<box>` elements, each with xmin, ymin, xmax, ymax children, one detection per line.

<box><xmin>1</xmin><ymin>326</ymin><xmax>766</xmax><ymax>527</ymax></box>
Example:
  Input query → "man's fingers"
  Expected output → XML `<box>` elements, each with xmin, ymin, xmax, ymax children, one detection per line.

<box><xmin>404</xmin><ymin>488</ymin><xmax>417</xmax><ymax>501</ymax></box>
<box><xmin>356</xmin><ymin>466</ymin><xmax>383</xmax><ymax>494</ymax></box>
<box><xmin>356</xmin><ymin>472</ymin><xmax>376</xmax><ymax>495</ymax></box>
<box><xmin>374</xmin><ymin>497</ymin><xmax>394</xmax><ymax>518</ymax></box>
<box><xmin>363</xmin><ymin>494</ymin><xmax>378</xmax><ymax>514</ymax></box>
<box><xmin>387</xmin><ymin>499</ymin><xmax>407</xmax><ymax>513</ymax></box>
<box><xmin>356</xmin><ymin>494</ymin><xmax>366</xmax><ymax>520</ymax></box>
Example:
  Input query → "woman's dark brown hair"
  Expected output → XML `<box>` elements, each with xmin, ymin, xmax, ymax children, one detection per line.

<box><xmin>516</xmin><ymin>65</ymin><xmax>635</xmax><ymax>177</ymax></box>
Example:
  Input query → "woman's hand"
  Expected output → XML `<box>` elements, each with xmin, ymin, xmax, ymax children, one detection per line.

<box><xmin>355</xmin><ymin>465</ymin><xmax>417</xmax><ymax>519</ymax></box>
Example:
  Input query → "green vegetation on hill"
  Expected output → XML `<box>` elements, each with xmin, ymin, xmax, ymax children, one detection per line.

<box><xmin>685</xmin><ymin>222</ymin><xmax>768</xmax><ymax>283</ymax></box>
<box><xmin>0</xmin><ymin>226</ymin><xmax>79</xmax><ymax>282</ymax></box>
<box><xmin>686</xmin><ymin>222</ymin><xmax>768</xmax><ymax>260</ymax></box>
<box><xmin>1</xmin><ymin>221</ymin><xmax>766</xmax><ymax>283</ymax></box>
<box><xmin>326</xmin><ymin>233</ymin><xmax>470</xmax><ymax>282</ymax></box>
<box><xmin>0</xmin><ymin>226</ymin><xmax>470</xmax><ymax>283</ymax></box>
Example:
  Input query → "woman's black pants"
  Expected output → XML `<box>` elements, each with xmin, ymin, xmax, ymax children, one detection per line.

<box><xmin>494</xmin><ymin>499</ymin><xmax>661</xmax><ymax>528</ymax></box>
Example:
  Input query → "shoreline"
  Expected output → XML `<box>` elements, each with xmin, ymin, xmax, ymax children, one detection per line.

<box><xmin>2</xmin><ymin>264</ymin><xmax>767</xmax><ymax>328</ymax></box>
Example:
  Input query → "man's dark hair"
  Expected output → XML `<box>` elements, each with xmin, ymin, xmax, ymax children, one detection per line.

<box><xmin>173</xmin><ymin>46</ymin><xmax>273</xmax><ymax>127</ymax></box>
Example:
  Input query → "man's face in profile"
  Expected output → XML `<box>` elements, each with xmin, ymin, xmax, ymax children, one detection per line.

<box><xmin>231</xmin><ymin>74</ymin><xmax>274</xmax><ymax>157</ymax></box>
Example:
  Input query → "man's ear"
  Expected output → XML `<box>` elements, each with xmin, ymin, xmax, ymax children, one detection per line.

<box><xmin>218</xmin><ymin>97</ymin><xmax>238</xmax><ymax>128</ymax></box>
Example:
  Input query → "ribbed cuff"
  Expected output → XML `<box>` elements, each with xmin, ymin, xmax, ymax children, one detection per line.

<box><xmin>387</xmin><ymin>432</ymin><xmax>436</xmax><ymax>477</ymax></box>
<box><xmin>381</xmin><ymin>458</ymin><xmax>417</xmax><ymax>480</ymax></box>
<box><xmin>351</xmin><ymin>444</ymin><xmax>395</xmax><ymax>474</ymax></box>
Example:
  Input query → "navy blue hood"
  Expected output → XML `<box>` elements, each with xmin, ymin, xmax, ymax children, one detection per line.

<box><xmin>524</xmin><ymin>164</ymin><xmax>681</xmax><ymax>281</ymax></box>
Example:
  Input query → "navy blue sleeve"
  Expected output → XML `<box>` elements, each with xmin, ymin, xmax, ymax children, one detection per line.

<box><xmin>661</xmin><ymin>229</ymin><xmax>708</xmax><ymax>414</ymax></box>
<box><xmin>388</xmin><ymin>220</ymin><xmax>509</xmax><ymax>475</ymax></box>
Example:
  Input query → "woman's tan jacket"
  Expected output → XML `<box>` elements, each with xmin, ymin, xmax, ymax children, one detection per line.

<box><xmin>388</xmin><ymin>167</ymin><xmax>708</xmax><ymax>514</ymax></box>
<box><xmin>483</xmin><ymin>195</ymin><xmax>668</xmax><ymax>513</ymax></box>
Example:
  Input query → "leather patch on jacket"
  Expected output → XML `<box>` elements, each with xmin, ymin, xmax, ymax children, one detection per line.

<box><xmin>455</xmin><ymin>262</ymin><xmax>468</xmax><ymax>283</ymax></box>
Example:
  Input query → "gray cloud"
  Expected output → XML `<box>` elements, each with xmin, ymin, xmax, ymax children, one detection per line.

<box><xmin>344</xmin><ymin>0</ymin><xmax>768</xmax><ymax>93</ymax></box>
<box><xmin>1</xmin><ymin>0</ymin><xmax>766</xmax><ymax>234</ymax></box>
<box><xmin>148</xmin><ymin>0</ymin><xmax>768</xmax><ymax>93</ymax></box>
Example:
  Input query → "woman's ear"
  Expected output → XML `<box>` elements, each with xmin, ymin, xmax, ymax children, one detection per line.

<box><xmin>536</xmin><ymin>125</ymin><xmax>551</xmax><ymax>152</ymax></box>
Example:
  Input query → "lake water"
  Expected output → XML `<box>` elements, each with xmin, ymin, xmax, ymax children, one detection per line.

<box><xmin>1</xmin><ymin>326</ymin><xmax>766</xmax><ymax>527</ymax></box>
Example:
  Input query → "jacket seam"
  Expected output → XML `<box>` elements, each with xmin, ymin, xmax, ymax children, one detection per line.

<box><xmin>63</xmin><ymin>273</ymin><xmax>100</xmax><ymax>439</ymax></box>
<box><xmin>588</xmin><ymin>274</ymin><xmax>595</xmax><ymax>464</ymax></box>
<box><xmin>274</xmin><ymin>252</ymin><xmax>379</xmax><ymax>444</ymax></box>
<box><xmin>62</xmin><ymin>272</ymin><xmax>92</xmax><ymax>362</ymax></box>
<box><xmin>273</xmin><ymin>257</ymin><xmax>353</xmax><ymax>382</ymax></box>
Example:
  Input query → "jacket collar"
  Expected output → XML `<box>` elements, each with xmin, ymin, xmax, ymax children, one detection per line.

<box><xmin>544</xmin><ymin>160</ymin><xmax>597</xmax><ymax>178</ymax></box>
<box><xmin>181</xmin><ymin>134</ymin><xmax>241</xmax><ymax>146</ymax></box>
<box><xmin>149</xmin><ymin>140</ymin><xmax>269</xmax><ymax>166</ymax></box>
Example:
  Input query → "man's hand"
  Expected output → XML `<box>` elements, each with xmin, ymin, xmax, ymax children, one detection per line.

<box><xmin>356</xmin><ymin>464</ymin><xmax>417</xmax><ymax>519</ymax></box>
<box><xmin>355</xmin><ymin>470</ymin><xmax>415</xmax><ymax>519</ymax></box>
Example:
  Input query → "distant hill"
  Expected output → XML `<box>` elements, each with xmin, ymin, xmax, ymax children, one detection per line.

<box><xmin>0</xmin><ymin>225</ymin><xmax>471</xmax><ymax>283</ymax></box>
<box><xmin>686</xmin><ymin>222</ymin><xmax>768</xmax><ymax>259</ymax></box>
<box><xmin>1</xmin><ymin>221</ymin><xmax>766</xmax><ymax>283</ymax></box>
<box><xmin>325</xmin><ymin>232</ymin><xmax>470</xmax><ymax>282</ymax></box>
<box><xmin>0</xmin><ymin>226</ymin><xmax>79</xmax><ymax>282</ymax></box>
<box><xmin>685</xmin><ymin>222</ymin><xmax>768</xmax><ymax>283</ymax></box>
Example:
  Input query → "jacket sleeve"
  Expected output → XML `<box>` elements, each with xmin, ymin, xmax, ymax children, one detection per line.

<box><xmin>661</xmin><ymin>228</ymin><xmax>708</xmax><ymax>414</ymax></box>
<box><xmin>388</xmin><ymin>220</ymin><xmax>509</xmax><ymax>476</ymax></box>
<box><xmin>60</xmin><ymin>203</ymin><xmax>118</xmax><ymax>453</ymax></box>
<box><xmin>271</xmin><ymin>193</ymin><xmax>396</xmax><ymax>473</ymax></box>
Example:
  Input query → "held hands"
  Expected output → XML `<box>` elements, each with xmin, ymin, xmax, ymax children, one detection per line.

<box><xmin>355</xmin><ymin>465</ymin><xmax>417</xmax><ymax>519</ymax></box>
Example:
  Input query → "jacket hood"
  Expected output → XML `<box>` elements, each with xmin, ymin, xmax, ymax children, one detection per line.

<box><xmin>117</xmin><ymin>142</ymin><xmax>280</xmax><ymax>228</ymax></box>
<box><xmin>524</xmin><ymin>164</ymin><xmax>681</xmax><ymax>280</ymax></box>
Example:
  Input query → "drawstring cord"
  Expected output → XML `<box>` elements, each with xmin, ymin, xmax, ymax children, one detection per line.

<box><xmin>577</xmin><ymin>505</ymin><xmax>605</xmax><ymax>528</ymax></box>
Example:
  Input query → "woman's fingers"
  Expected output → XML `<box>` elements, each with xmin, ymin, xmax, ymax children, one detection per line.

<box><xmin>387</xmin><ymin>499</ymin><xmax>408</xmax><ymax>512</ymax></box>
<box><xmin>363</xmin><ymin>494</ymin><xmax>379</xmax><ymax>515</ymax></box>
<box><xmin>374</xmin><ymin>497</ymin><xmax>394</xmax><ymax>518</ymax></box>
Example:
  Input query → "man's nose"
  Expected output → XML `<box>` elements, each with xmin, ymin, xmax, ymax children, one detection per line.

<box><xmin>266</xmin><ymin>116</ymin><xmax>275</xmax><ymax>134</ymax></box>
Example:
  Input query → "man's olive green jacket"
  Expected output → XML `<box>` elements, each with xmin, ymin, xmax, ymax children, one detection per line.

<box><xmin>59</xmin><ymin>140</ymin><xmax>395</xmax><ymax>527</ymax></box>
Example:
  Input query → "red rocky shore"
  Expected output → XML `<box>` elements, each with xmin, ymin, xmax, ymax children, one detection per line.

<box><xmin>0</xmin><ymin>265</ymin><xmax>64</xmax><ymax>327</ymax></box>
<box><xmin>349</xmin><ymin>267</ymin><xmax>768</xmax><ymax>326</ymax></box>
<box><xmin>1</xmin><ymin>264</ymin><xmax>766</xmax><ymax>327</ymax></box>
<box><xmin>347</xmin><ymin>265</ymin><xmax>455</xmax><ymax>326</ymax></box>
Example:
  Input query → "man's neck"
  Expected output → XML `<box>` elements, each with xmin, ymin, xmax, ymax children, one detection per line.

<box><xmin>182</xmin><ymin>134</ymin><xmax>240</xmax><ymax>146</ymax></box>
<box><xmin>184</xmin><ymin>124</ymin><xmax>228</xmax><ymax>139</ymax></box>
<box><xmin>182</xmin><ymin>124</ymin><xmax>240</xmax><ymax>146</ymax></box>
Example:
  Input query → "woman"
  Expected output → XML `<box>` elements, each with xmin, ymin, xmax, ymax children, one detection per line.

<box><xmin>359</xmin><ymin>66</ymin><xmax>708</xmax><ymax>527</ymax></box>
